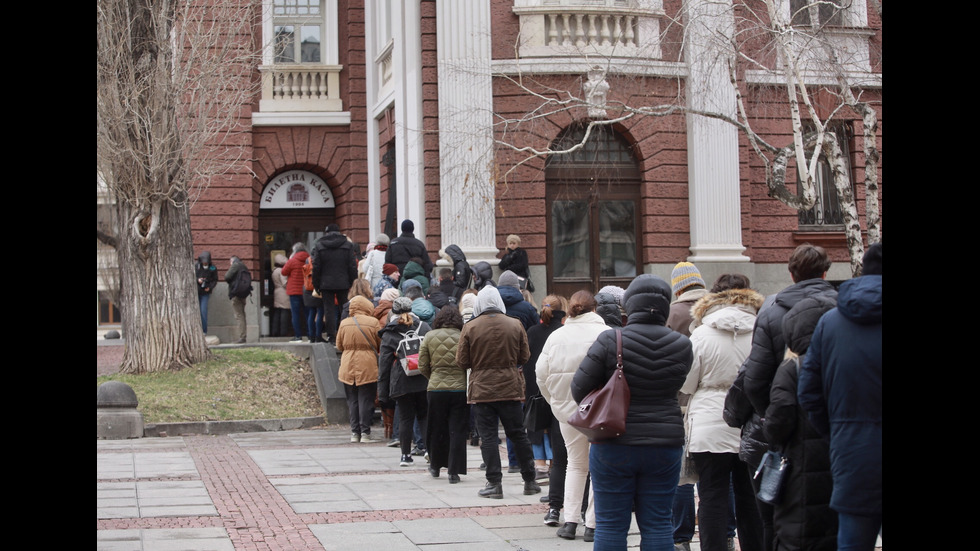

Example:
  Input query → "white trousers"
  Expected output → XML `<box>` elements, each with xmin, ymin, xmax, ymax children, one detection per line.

<box><xmin>559</xmin><ymin>421</ymin><xmax>596</xmax><ymax>528</ymax></box>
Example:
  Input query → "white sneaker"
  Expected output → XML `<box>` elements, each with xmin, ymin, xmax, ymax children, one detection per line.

<box><xmin>350</xmin><ymin>433</ymin><xmax>360</xmax><ymax>443</ymax></box>
<box><xmin>360</xmin><ymin>433</ymin><xmax>379</xmax><ymax>443</ymax></box>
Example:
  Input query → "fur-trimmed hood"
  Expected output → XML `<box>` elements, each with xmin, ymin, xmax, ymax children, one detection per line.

<box><xmin>691</xmin><ymin>288</ymin><xmax>765</xmax><ymax>331</ymax></box>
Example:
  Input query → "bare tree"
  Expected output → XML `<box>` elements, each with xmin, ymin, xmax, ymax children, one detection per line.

<box><xmin>97</xmin><ymin>0</ymin><xmax>260</xmax><ymax>373</ymax></box>
<box><xmin>488</xmin><ymin>0</ymin><xmax>881</xmax><ymax>276</ymax></box>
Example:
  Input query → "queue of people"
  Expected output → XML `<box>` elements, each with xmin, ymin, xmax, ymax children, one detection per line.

<box><xmin>195</xmin><ymin>227</ymin><xmax>881</xmax><ymax>551</ymax></box>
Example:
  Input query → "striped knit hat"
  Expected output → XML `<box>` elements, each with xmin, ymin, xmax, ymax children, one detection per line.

<box><xmin>671</xmin><ymin>262</ymin><xmax>705</xmax><ymax>296</ymax></box>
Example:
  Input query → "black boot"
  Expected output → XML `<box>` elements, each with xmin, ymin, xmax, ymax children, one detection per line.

<box><xmin>478</xmin><ymin>481</ymin><xmax>503</xmax><ymax>499</ymax></box>
<box><xmin>557</xmin><ymin>522</ymin><xmax>578</xmax><ymax>540</ymax></box>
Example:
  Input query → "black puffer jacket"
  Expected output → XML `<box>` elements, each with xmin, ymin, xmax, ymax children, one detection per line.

<box><xmin>572</xmin><ymin>274</ymin><xmax>693</xmax><ymax>446</ymax></box>
<box><xmin>445</xmin><ymin>244</ymin><xmax>472</xmax><ymax>303</ymax></box>
<box><xmin>742</xmin><ymin>278</ymin><xmax>837</xmax><ymax>417</ymax></box>
<box><xmin>311</xmin><ymin>231</ymin><xmax>358</xmax><ymax>291</ymax></box>
<box><xmin>724</xmin><ymin>367</ymin><xmax>767</xmax><ymax>469</ymax></box>
<box><xmin>763</xmin><ymin>296</ymin><xmax>838</xmax><ymax>551</ymax></box>
<box><xmin>472</xmin><ymin>261</ymin><xmax>495</xmax><ymax>290</ymax></box>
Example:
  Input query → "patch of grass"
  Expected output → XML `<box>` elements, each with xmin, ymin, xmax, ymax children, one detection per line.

<box><xmin>97</xmin><ymin>348</ymin><xmax>322</xmax><ymax>424</ymax></box>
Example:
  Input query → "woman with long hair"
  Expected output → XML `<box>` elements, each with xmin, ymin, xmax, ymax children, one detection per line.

<box><xmin>418</xmin><ymin>306</ymin><xmax>467</xmax><ymax>483</ymax></box>
<box><xmin>525</xmin><ymin>294</ymin><xmax>569</xmax><ymax>527</ymax></box>
<box><xmin>571</xmin><ymin>275</ymin><xmax>693</xmax><ymax>550</ymax></box>
<box><xmin>377</xmin><ymin>297</ymin><xmax>431</xmax><ymax>466</ymax></box>
<box><xmin>536</xmin><ymin>290</ymin><xmax>609</xmax><ymax>541</ymax></box>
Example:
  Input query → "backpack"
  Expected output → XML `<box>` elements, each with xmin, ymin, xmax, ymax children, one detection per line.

<box><xmin>396</xmin><ymin>329</ymin><xmax>424</xmax><ymax>376</ymax></box>
<box><xmin>302</xmin><ymin>257</ymin><xmax>315</xmax><ymax>292</ymax></box>
<box><xmin>230</xmin><ymin>265</ymin><xmax>253</xmax><ymax>299</ymax></box>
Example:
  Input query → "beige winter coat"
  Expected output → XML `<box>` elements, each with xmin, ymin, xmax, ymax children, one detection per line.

<box><xmin>336</xmin><ymin>296</ymin><xmax>382</xmax><ymax>385</ymax></box>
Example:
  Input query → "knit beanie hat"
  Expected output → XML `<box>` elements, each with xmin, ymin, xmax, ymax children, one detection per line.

<box><xmin>392</xmin><ymin>297</ymin><xmax>414</xmax><ymax>314</ymax></box>
<box><xmin>401</xmin><ymin>219</ymin><xmax>414</xmax><ymax>233</ymax></box>
<box><xmin>375</xmin><ymin>233</ymin><xmax>390</xmax><ymax>246</ymax></box>
<box><xmin>498</xmin><ymin>270</ymin><xmax>521</xmax><ymax>289</ymax></box>
<box><xmin>382</xmin><ymin>263</ymin><xmax>399</xmax><ymax>275</ymax></box>
<box><xmin>671</xmin><ymin>262</ymin><xmax>705</xmax><ymax>296</ymax></box>
<box><xmin>380</xmin><ymin>288</ymin><xmax>401</xmax><ymax>303</ymax></box>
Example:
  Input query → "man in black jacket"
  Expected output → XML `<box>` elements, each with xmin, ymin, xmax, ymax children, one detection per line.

<box><xmin>386</xmin><ymin>219</ymin><xmax>433</xmax><ymax>277</ymax></box>
<box><xmin>311</xmin><ymin>224</ymin><xmax>358</xmax><ymax>342</ymax></box>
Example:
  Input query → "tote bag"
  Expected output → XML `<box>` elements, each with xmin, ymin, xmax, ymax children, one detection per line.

<box><xmin>567</xmin><ymin>329</ymin><xmax>630</xmax><ymax>441</ymax></box>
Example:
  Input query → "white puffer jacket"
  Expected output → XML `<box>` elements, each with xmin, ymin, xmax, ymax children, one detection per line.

<box><xmin>680</xmin><ymin>288</ymin><xmax>764</xmax><ymax>454</ymax></box>
<box><xmin>536</xmin><ymin>311</ymin><xmax>611</xmax><ymax>423</ymax></box>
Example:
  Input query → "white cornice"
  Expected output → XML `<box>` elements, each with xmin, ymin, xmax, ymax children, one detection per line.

<box><xmin>490</xmin><ymin>57</ymin><xmax>687</xmax><ymax>78</ymax></box>
<box><xmin>251</xmin><ymin>111</ymin><xmax>352</xmax><ymax>126</ymax></box>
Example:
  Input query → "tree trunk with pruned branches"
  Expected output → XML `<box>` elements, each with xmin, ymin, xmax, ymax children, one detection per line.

<box><xmin>97</xmin><ymin>0</ymin><xmax>259</xmax><ymax>373</ymax></box>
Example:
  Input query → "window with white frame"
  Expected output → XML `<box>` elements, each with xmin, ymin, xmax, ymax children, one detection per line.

<box><xmin>273</xmin><ymin>0</ymin><xmax>324</xmax><ymax>63</ymax></box>
<box><xmin>788</xmin><ymin>0</ymin><xmax>867</xmax><ymax>28</ymax></box>
<box><xmin>797</xmin><ymin>125</ymin><xmax>854</xmax><ymax>229</ymax></box>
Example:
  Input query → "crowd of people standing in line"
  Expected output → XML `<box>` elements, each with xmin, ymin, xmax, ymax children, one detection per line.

<box><xmin>195</xmin><ymin>220</ymin><xmax>882</xmax><ymax>551</ymax></box>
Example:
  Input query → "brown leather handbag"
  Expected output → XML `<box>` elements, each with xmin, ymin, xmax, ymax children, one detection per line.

<box><xmin>567</xmin><ymin>329</ymin><xmax>630</xmax><ymax>441</ymax></box>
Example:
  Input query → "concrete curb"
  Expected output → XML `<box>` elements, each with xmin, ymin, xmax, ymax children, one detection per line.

<box><xmin>141</xmin><ymin>416</ymin><xmax>325</xmax><ymax>437</ymax></box>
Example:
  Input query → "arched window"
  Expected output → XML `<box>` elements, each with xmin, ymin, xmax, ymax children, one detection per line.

<box><xmin>545</xmin><ymin>123</ymin><xmax>641</xmax><ymax>296</ymax></box>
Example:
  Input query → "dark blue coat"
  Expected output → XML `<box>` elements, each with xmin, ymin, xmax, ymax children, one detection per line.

<box><xmin>497</xmin><ymin>285</ymin><xmax>540</xmax><ymax>330</ymax></box>
<box><xmin>798</xmin><ymin>275</ymin><xmax>881</xmax><ymax>517</ymax></box>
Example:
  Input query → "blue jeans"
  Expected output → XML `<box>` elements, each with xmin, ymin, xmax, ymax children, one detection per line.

<box><xmin>289</xmin><ymin>295</ymin><xmax>305</xmax><ymax>339</ymax></box>
<box><xmin>198</xmin><ymin>294</ymin><xmax>210</xmax><ymax>333</ymax></box>
<box><xmin>673</xmin><ymin>484</ymin><xmax>696</xmax><ymax>542</ymax></box>
<box><xmin>837</xmin><ymin>512</ymin><xmax>881</xmax><ymax>551</ymax></box>
<box><xmin>590</xmin><ymin>442</ymin><xmax>682</xmax><ymax>551</ymax></box>
<box><xmin>307</xmin><ymin>304</ymin><xmax>324</xmax><ymax>341</ymax></box>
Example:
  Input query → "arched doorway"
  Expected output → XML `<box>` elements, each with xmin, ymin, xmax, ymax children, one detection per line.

<box><xmin>546</xmin><ymin>124</ymin><xmax>641</xmax><ymax>298</ymax></box>
<box><xmin>257</xmin><ymin>170</ymin><xmax>336</xmax><ymax>336</ymax></box>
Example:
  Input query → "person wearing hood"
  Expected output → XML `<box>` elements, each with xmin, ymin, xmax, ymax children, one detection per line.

<box><xmin>595</xmin><ymin>285</ymin><xmax>625</xmax><ymax>328</ymax></box>
<box><xmin>281</xmin><ymin>243</ymin><xmax>310</xmax><ymax>342</ymax></box>
<box><xmin>571</xmin><ymin>274</ymin><xmax>693</xmax><ymax>550</ymax></box>
<box><xmin>797</xmin><ymin>242</ymin><xmax>881</xmax><ymax>551</ymax></box>
<box><xmin>536</xmin><ymin>290</ymin><xmax>610</xmax><ymax>542</ymax></box>
<box><xmin>386</xmin><ymin>219</ymin><xmax>433</xmax><ymax>276</ymax></box>
<box><xmin>497</xmin><ymin>270</ymin><xmax>540</xmax><ymax>330</ymax></box>
<box><xmin>442</xmin><ymin>244</ymin><xmax>472</xmax><ymax>304</ymax></box>
<box><xmin>312</xmin><ymin>224</ymin><xmax>359</xmax><ymax>343</ymax></box>
<box><xmin>195</xmin><ymin>251</ymin><xmax>219</xmax><ymax>334</ymax></box>
<box><xmin>362</xmin><ymin>233</ymin><xmax>390</xmax><ymax>288</ymax></box>
<box><xmin>378</xmin><ymin>296</ymin><xmax>431</xmax><ymax>467</ymax></box>
<box><xmin>763</xmin><ymin>294</ymin><xmax>839</xmax><ymax>551</ymax></box>
<box><xmin>336</xmin><ymin>295</ymin><xmax>382</xmax><ymax>443</ymax></box>
<box><xmin>270</xmin><ymin>253</ymin><xmax>291</xmax><ymax>337</ymax></box>
<box><xmin>472</xmin><ymin>261</ymin><xmax>495</xmax><ymax>291</ymax></box>
<box><xmin>399</xmin><ymin>258</ymin><xmax>431</xmax><ymax>296</ymax></box>
<box><xmin>680</xmin><ymin>275</ymin><xmax>765</xmax><ymax>551</ymax></box>
<box><xmin>402</xmin><ymin>279</ymin><xmax>436</xmax><ymax>326</ymax></box>
<box><xmin>458</xmin><ymin>289</ymin><xmax>478</xmax><ymax>323</ymax></box>
<box><xmin>374</xmin><ymin>287</ymin><xmax>400</xmax><ymax>324</ymax></box>
<box><xmin>456</xmin><ymin>286</ymin><xmax>540</xmax><ymax>500</ymax></box>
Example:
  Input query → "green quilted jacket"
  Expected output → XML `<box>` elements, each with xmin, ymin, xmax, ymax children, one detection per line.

<box><xmin>418</xmin><ymin>327</ymin><xmax>466</xmax><ymax>392</ymax></box>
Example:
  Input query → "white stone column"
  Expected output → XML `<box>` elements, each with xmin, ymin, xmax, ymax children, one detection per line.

<box><xmin>396</xmin><ymin>0</ymin><xmax>426</xmax><ymax>241</ymax></box>
<box><xmin>435</xmin><ymin>0</ymin><xmax>499</xmax><ymax>263</ymax></box>
<box><xmin>684</xmin><ymin>0</ymin><xmax>749</xmax><ymax>262</ymax></box>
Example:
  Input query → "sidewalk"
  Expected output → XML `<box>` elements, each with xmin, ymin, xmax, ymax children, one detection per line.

<box><xmin>97</xmin><ymin>426</ymin><xmax>675</xmax><ymax>550</ymax></box>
